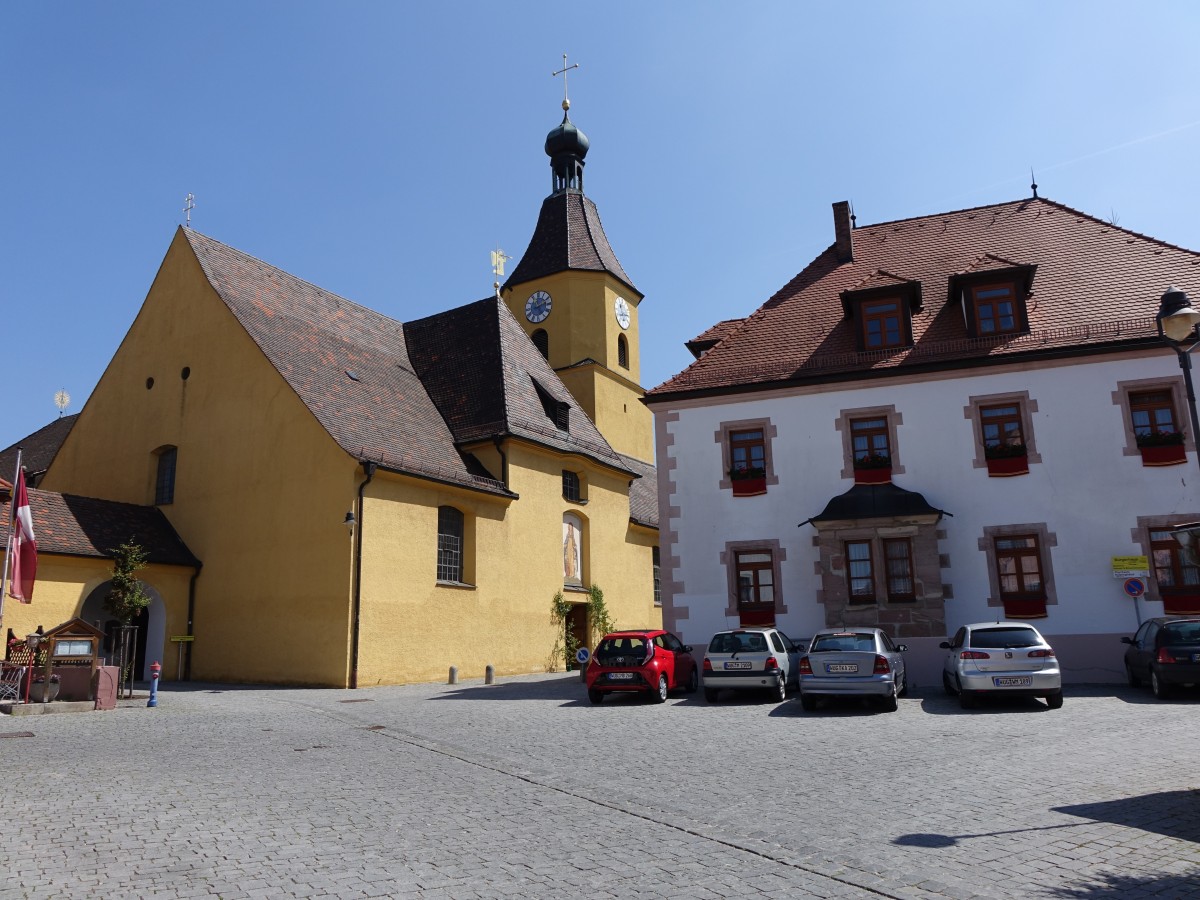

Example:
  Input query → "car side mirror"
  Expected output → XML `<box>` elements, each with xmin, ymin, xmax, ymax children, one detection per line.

<box><xmin>938</xmin><ymin>641</ymin><xmax>951</xmax><ymax>649</ymax></box>
<box><xmin>896</xmin><ymin>644</ymin><xmax>908</xmax><ymax>652</ymax></box>
<box><xmin>1120</xmin><ymin>636</ymin><xmax>1134</xmax><ymax>644</ymax></box>
<box><xmin>683</xmin><ymin>645</ymin><xmax>693</xmax><ymax>653</ymax></box>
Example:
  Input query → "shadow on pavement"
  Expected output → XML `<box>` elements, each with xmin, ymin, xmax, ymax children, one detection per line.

<box><xmin>1038</xmin><ymin>870</ymin><xmax>1200</xmax><ymax>898</ymax></box>
<box><xmin>1053</xmin><ymin>789</ymin><xmax>1200</xmax><ymax>845</ymax></box>
<box><xmin>919</xmin><ymin>693</ymin><xmax>1053</xmax><ymax>715</ymax></box>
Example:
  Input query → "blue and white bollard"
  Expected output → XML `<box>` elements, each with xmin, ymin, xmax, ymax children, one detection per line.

<box><xmin>147</xmin><ymin>660</ymin><xmax>161</xmax><ymax>708</ymax></box>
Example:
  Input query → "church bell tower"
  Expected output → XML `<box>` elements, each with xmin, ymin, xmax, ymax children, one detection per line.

<box><xmin>502</xmin><ymin>93</ymin><xmax>653</xmax><ymax>463</ymax></box>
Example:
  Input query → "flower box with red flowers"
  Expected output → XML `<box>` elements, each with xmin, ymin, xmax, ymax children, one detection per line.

<box><xmin>1136</xmin><ymin>431</ymin><xmax>1186</xmax><ymax>466</ymax></box>
<box><xmin>852</xmin><ymin>453</ymin><xmax>892</xmax><ymax>485</ymax></box>
<box><xmin>985</xmin><ymin>442</ymin><xmax>1029</xmax><ymax>477</ymax></box>
<box><xmin>729</xmin><ymin>465</ymin><xmax>767</xmax><ymax>497</ymax></box>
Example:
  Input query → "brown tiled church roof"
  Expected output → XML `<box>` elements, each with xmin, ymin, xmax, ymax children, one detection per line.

<box><xmin>404</xmin><ymin>298</ymin><xmax>632</xmax><ymax>473</ymax></box>
<box><xmin>2</xmin><ymin>487</ymin><xmax>198</xmax><ymax>566</ymax></box>
<box><xmin>618</xmin><ymin>454</ymin><xmax>658</xmax><ymax>529</ymax></box>
<box><xmin>504</xmin><ymin>192</ymin><xmax>637</xmax><ymax>295</ymax></box>
<box><xmin>650</xmin><ymin>197</ymin><xmax>1200</xmax><ymax>399</ymax></box>
<box><xmin>183</xmin><ymin>229</ymin><xmax>634</xmax><ymax>494</ymax></box>
<box><xmin>0</xmin><ymin>415</ymin><xmax>77</xmax><ymax>486</ymax></box>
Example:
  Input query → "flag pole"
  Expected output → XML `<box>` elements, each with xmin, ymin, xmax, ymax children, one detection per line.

<box><xmin>0</xmin><ymin>448</ymin><xmax>22</xmax><ymax>629</ymax></box>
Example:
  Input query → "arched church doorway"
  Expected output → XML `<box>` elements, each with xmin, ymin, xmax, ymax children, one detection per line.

<box><xmin>79</xmin><ymin>580</ymin><xmax>166</xmax><ymax>681</ymax></box>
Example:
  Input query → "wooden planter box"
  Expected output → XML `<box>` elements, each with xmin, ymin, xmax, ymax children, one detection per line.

<box><xmin>731</xmin><ymin>477</ymin><xmax>766</xmax><ymax>497</ymax></box>
<box><xmin>854</xmin><ymin>467</ymin><xmax>892</xmax><ymax>485</ymax></box>
<box><xmin>986</xmin><ymin>455</ymin><xmax>1029</xmax><ymax>477</ymax></box>
<box><xmin>1139</xmin><ymin>444</ymin><xmax>1186</xmax><ymax>466</ymax></box>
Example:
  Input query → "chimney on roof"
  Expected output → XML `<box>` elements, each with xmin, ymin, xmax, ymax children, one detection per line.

<box><xmin>832</xmin><ymin>201</ymin><xmax>854</xmax><ymax>263</ymax></box>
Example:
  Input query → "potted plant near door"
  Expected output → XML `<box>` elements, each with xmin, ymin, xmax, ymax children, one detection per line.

<box><xmin>729</xmin><ymin>465</ymin><xmax>767</xmax><ymax>496</ymax></box>
<box><xmin>985</xmin><ymin>441</ymin><xmax>1029</xmax><ymax>476</ymax></box>
<box><xmin>853</xmin><ymin>452</ymin><xmax>892</xmax><ymax>485</ymax></box>
<box><xmin>1136</xmin><ymin>431</ymin><xmax>1186</xmax><ymax>466</ymax></box>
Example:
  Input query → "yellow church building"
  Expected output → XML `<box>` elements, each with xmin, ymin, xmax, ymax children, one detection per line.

<box><xmin>5</xmin><ymin>103</ymin><xmax>660</xmax><ymax>688</ymax></box>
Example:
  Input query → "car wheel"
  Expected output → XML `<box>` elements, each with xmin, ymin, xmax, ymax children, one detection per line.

<box><xmin>686</xmin><ymin>666</ymin><xmax>699</xmax><ymax>694</ymax></box>
<box><xmin>587</xmin><ymin>689</ymin><xmax>604</xmax><ymax>705</ymax></box>
<box><xmin>942</xmin><ymin>672</ymin><xmax>956</xmax><ymax>696</ymax></box>
<box><xmin>958</xmin><ymin>682</ymin><xmax>977</xmax><ymax>709</ymax></box>
<box><xmin>652</xmin><ymin>673</ymin><xmax>669</xmax><ymax>704</ymax></box>
<box><xmin>800</xmin><ymin>693</ymin><xmax>818</xmax><ymax>712</ymax></box>
<box><xmin>770</xmin><ymin>675</ymin><xmax>786</xmax><ymax>703</ymax></box>
<box><xmin>1125</xmin><ymin>663</ymin><xmax>1142</xmax><ymax>688</ymax></box>
<box><xmin>1045</xmin><ymin>691</ymin><xmax>1063</xmax><ymax>709</ymax></box>
<box><xmin>1151</xmin><ymin>668</ymin><xmax>1171</xmax><ymax>700</ymax></box>
<box><xmin>881</xmin><ymin>686</ymin><xmax>898</xmax><ymax>712</ymax></box>
<box><xmin>704</xmin><ymin>687</ymin><xmax>719</xmax><ymax>703</ymax></box>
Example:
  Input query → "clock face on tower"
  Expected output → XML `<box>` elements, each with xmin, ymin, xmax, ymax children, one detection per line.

<box><xmin>525</xmin><ymin>290</ymin><xmax>552</xmax><ymax>323</ymax></box>
<box><xmin>614</xmin><ymin>296</ymin><xmax>631</xmax><ymax>329</ymax></box>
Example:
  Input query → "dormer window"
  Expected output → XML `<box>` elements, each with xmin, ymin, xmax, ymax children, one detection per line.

<box><xmin>860</xmin><ymin>297</ymin><xmax>906</xmax><ymax>349</ymax></box>
<box><xmin>532</xmin><ymin>378</ymin><xmax>571</xmax><ymax>432</ymax></box>
<box><xmin>840</xmin><ymin>272</ymin><xmax>920</xmax><ymax>352</ymax></box>
<box><xmin>969</xmin><ymin>282</ymin><xmax>1020</xmax><ymax>335</ymax></box>
<box><xmin>950</xmin><ymin>258</ymin><xmax>1036</xmax><ymax>340</ymax></box>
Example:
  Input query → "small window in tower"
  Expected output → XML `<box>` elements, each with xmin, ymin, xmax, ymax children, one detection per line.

<box><xmin>617</xmin><ymin>334</ymin><xmax>629</xmax><ymax>369</ymax></box>
<box><xmin>532</xmin><ymin>329</ymin><xmax>549</xmax><ymax>360</ymax></box>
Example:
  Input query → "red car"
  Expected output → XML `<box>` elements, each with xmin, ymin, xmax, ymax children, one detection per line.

<box><xmin>586</xmin><ymin>629</ymin><xmax>698</xmax><ymax>704</ymax></box>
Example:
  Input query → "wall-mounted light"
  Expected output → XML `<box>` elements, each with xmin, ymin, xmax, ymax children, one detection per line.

<box><xmin>344</xmin><ymin>511</ymin><xmax>356</xmax><ymax>536</ymax></box>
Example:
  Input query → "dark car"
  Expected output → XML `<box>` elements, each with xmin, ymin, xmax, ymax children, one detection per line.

<box><xmin>585</xmin><ymin>629</ymin><xmax>698</xmax><ymax>704</ymax></box>
<box><xmin>1122</xmin><ymin>616</ymin><xmax>1200</xmax><ymax>698</ymax></box>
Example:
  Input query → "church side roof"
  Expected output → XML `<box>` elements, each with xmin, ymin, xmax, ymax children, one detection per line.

<box><xmin>1</xmin><ymin>487</ymin><xmax>198</xmax><ymax>567</ymax></box>
<box><xmin>0</xmin><ymin>415</ymin><xmax>78</xmax><ymax>485</ymax></box>
<box><xmin>182</xmin><ymin>229</ymin><xmax>511</xmax><ymax>496</ymax></box>
<box><xmin>650</xmin><ymin>197</ymin><xmax>1200</xmax><ymax>400</ymax></box>
<box><xmin>404</xmin><ymin>298</ymin><xmax>633</xmax><ymax>474</ymax></box>
<box><xmin>617</xmin><ymin>453</ymin><xmax>658</xmax><ymax>529</ymax></box>
<box><xmin>504</xmin><ymin>192</ymin><xmax>637</xmax><ymax>295</ymax></box>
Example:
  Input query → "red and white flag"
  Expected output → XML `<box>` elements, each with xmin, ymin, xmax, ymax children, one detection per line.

<box><xmin>9</xmin><ymin>469</ymin><xmax>36</xmax><ymax>603</ymax></box>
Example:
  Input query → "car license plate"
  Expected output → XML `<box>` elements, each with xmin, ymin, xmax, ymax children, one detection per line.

<box><xmin>993</xmin><ymin>676</ymin><xmax>1032</xmax><ymax>687</ymax></box>
<box><xmin>608</xmin><ymin>672</ymin><xmax>635</xmax><ymax>680</ymax></box>
<box><xmin>826</xmin><ymin>663</ymin><xmax>858</xmax><ymax>673</ymax></box>
<box><xmin>1193</xmin><ymin>653</ymin><xmax>1200</xmax><ymax>663</ymax></box>
<box><xmin>724</xmin><ymin>661</ymin><xmax>752</xmax><ymax>670</ymax></box>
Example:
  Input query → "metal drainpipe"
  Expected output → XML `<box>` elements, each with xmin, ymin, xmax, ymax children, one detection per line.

<box><xmin>349</xmin><ymin>461</ymin><xmax>377</xmax><ymax>689</ymax></box>
<box><xmin>492</xmin><ymin>436</ymin><xmax>508</xmax><ymax>487</ymax></box>
<box><xmin>184</xmin><ymin>562</ymin><xmax>202</xmax><ymax>680</ymax></box>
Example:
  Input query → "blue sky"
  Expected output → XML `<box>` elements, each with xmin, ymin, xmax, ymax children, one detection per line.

<box><xmin>3</xmin><ymin>2</ymin><xmax>1199</xmax><ymax>451</ymax></box>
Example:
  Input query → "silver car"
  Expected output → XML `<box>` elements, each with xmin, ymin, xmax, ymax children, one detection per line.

<box><xmin>798</xmin><ymin>628</ymin><xmax>908</xmax><ymax>712</ymax></box>
<box><xmin>702</xmin><ymin>627</ymin><xmax>802</xmax><ymax>702</ymax></box>
<box><xmin>941</xmin><ymin>621</ymin><xmax>1063</xmax><ymax>709</ymax></box>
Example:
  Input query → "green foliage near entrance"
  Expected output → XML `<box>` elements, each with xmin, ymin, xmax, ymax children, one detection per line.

<box><xmin>549</xmin><ymin>584</ymin><xmax>617</xmax><ymax>672</ymax></box>
<box><xmin>104</xmin><ymin>540</ymin><xmax>152</xmax><ymax>624</ymax></box>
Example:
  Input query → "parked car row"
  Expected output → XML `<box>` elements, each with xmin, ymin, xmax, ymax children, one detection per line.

<box><xmin>583</xmin><ymin>616</ymin><xmax>1200</xmax><ymax>710</ymax></box>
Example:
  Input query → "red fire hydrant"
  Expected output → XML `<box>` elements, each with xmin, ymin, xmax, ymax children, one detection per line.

<box><xmin>148</xmin><ymin>660</ymin><xmax>161</xmax><ymax>708</ymax></box>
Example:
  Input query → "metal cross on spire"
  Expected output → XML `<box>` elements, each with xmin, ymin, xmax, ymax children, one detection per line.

<box><xmin>183</xmin><ymin>193</ymin><xmax>196</xmax><ymax>228</ymax></box>
<box><xmin>552</xmin><ymin>53</ymin><xmax>579</xmax><ymax>112</ymax></box>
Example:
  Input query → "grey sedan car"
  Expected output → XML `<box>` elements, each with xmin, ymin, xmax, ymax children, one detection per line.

<box><xmin>798</xmin><ymin>628</ymin><xmax>908</xmax><ymax>712</ymax></box>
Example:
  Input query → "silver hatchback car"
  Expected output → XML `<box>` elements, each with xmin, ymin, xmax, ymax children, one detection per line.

<box><xmin>702</xmin><ymin>627</ymin><xmax>802</xmax><ymax>702</ymax></box>
<box><xmin>798</xmin><ymin>628</ymin><xmax>908</xmax><ymax>712</ymax></box>
<box><xmin>941</xmin><ymin>621</ymin><xmax>1063</xmax><ymax>709</ymax></box>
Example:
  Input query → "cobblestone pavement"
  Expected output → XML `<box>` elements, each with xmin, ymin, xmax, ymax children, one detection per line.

<box><xmin>2</xmin><ymin>676</ymin><xmax>1198</xmax><ymax>899</ymax></box>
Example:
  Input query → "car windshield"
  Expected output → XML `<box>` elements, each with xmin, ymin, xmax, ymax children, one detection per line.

<box><xmin>1163</xmin><ymin>623</ymin><xmax>1200</xmax><ymax>644</ymax></box>
<box><xmin>809</xmin><ymin>633</ymin><xmax>876</xmax><ymax>653</ymax></box>
<box><xmin>596</xmin><ymin>636</ymin><xmax>648</xmax><ymax>657</ymax></box>
<box><xmin>708</xmin><ymin>632</ymin><xmax>769</xmax><ymax>654</ymax></box>
<box><xmin>970</xmin><ymin>627</ymin><xmax>1040</xmax><ymax>649</ymax></box>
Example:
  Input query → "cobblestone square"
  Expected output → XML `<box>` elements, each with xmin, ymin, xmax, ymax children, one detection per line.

<box><xmin>2</xmin><ymin>676</ymin><xmax>1198</xmax><ymax>898</ymax></box>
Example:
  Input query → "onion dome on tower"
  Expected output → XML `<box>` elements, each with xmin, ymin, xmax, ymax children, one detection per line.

<box><xmin>505</xmin><ymin>99</ymin><xmax>636</xmax><ymax>295</ymax></box>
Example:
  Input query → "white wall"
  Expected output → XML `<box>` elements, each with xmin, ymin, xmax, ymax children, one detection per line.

<box><xmin>657</xmin><ymin>352</ymin><xmax>1196</xmax><ymax>682</ymax></box>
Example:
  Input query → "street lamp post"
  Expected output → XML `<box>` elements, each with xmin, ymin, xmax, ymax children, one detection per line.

<box><xmin>1155</xmin><ymin>286</ymin><xmax>1200</xmax><ymax>472</ymax></box>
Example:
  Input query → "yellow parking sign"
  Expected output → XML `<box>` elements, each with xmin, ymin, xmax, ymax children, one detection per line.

<box><xmin>1111</xmin><ymin>556</ymin><xmax>1149</xmax><ymax>578</ymax></box>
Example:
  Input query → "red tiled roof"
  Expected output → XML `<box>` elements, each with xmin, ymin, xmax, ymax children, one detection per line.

<box><xmin>685</xmin><ymin>318</ymin><xmax>745</xmax><ymax>359</ymax></box>
<box><xmin>2</xmin><ymin>488</ymin><xmax>198</xmax><ymax>566</ymax></box>
<box><xmin>504</xmin><ymin>192</ymin><xmax>637</xmax><ymax>295</ymax></box>
<box><xmin>650</xmin><ymin>197</ymin><xmax>1200</xmax><ymax>399</ymax></box>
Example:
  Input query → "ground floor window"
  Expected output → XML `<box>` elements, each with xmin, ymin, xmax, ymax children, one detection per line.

<box><xmin>845</xmin><ymin>541</ymin><xmax>875</xmax><ymax>603</ymax></box>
